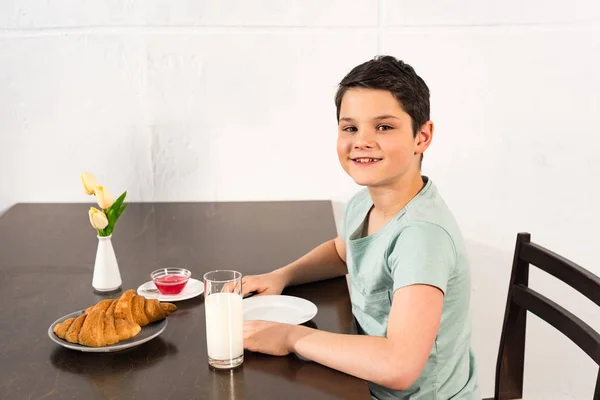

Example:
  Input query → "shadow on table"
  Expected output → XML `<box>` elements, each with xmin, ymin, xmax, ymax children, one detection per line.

<box><xmin>242</xmin><ymin>350</ymin><xmax>369</xmax><ymax>399</ymax></box>
<box><xmin>49</xmin><ymin>337</ymin><xmax>178</xmax><ymax>375</ymax></box>
<box><xmin>169</xmin><ymin>291</ymin><xmax>205</xmax><ymax>309</ymax></box>
<box><xmin>284</xmin><ymin>277</ymin><xmax>358</xmax><ymax>335</ymax></box>
<box><xmin>284</xmin><ymin>276</ymin><xmax>349</xmax><ymax>306</ymax></box>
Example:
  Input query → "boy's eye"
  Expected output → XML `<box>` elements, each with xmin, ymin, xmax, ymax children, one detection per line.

<box><xmin>342</xmin><ymin>126</ymin><xmax>357</xmax><ymax>133</ymax></box>
<box><xmin>377</xmin><ymin>124</ymin><xmax>393</xmax><ymax>131</ymax></box>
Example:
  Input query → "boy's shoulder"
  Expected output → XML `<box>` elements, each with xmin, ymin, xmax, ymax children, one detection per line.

<box><xmin>400</xmin><ymin>178</ymin><xmax>466</xmax><ymax>255</ymax></box>
<box><xmin>403</xmin><ymin>178</ymin><xmax>455</xmax><ymax>227</ymax></box>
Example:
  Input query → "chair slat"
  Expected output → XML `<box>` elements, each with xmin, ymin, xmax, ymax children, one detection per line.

<box><xmin>521</xmin><ymin>242</ymin><xmax>600</xmax><ymax>307</ymax></box>
<box><xmin>512</xmin><ymin>284</ymin><xmax>600</xmax><ymax>364</ymax></box>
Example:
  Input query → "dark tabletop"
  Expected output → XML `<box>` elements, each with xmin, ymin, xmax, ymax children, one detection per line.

<box><xmin>0</xmin><ymin>201</ymin><xmax>370</xmax><ymax>400</ymax></box>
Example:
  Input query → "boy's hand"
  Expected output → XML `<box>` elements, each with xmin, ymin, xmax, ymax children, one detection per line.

<box><xmin>242</xmin><ymin>271</ymin><xmax>287</xmax><ymax>297</ymax></box>
<box><xmin>244</xmin><ymin>320</ymin><xmax>295</xmax><ymax>356</ymax></box>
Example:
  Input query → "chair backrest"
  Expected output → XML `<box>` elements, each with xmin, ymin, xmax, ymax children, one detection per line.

<box><xmin>494</xmin><ymin>232</ymin><xmax>600</xmax><ymax>400</ymax></box>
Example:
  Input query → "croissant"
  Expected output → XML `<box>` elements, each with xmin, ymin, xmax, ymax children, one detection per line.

<box><xmin>53</xmin><ymin>290</ymin><xmax>177</xmax><ymax>347</ymax></box>
<box><xmin>53</xmin><ymin>307</ymin><xmax>141</xmax><ymax>347</ymax></box>
<box><xmin>84</xmin><ymin>289</ymin><xmax>177</xmax><ymax>327</ymax></box>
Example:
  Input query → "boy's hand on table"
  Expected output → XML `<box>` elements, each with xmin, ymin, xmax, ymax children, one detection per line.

<box><xmin>244</xmin><ymin>320</ymin><xmax>312</xmax><ymax>356</ymax></box>
<box><xmin>244</xmin><ymin>320</ymin><xmax>292</xmax><ymax>356</ymax></box>
<box><xmin>242</xmin><ymin>271</ymin><xmax>287</xmax><ymax>297</ymax></box>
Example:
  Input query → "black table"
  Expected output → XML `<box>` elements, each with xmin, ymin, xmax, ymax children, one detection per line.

<box><xmin>0</xmin><ymin>201</ymin><xmax>370</xmax><ymax>399</ymax></box>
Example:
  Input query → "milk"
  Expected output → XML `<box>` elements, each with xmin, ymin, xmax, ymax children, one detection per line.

<box><xmin>205</xmin><ymin>292</ymin><xmax>244</xmax><ymax>360</ymax></box>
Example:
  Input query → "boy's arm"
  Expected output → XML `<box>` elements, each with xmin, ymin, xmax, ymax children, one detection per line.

<box><xmin>244</xmin><ymin>284</ymin><xmax>443</xmax><ymax>391</ymax></box>
<box><xmin>242</xmin><ymin>235</ymin><xmax>347</xmax><ymax>296</ymax></box>
<box><xmin>279</xmin><ymin>235</ymin><xmax>347</xmax><ymax>286</ymax></box>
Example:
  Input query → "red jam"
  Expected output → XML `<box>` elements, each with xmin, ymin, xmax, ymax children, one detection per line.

<box><xmin>154</xmin><ymin>274</ymin><xmax>188</xmax><ymax>295</ymax></box>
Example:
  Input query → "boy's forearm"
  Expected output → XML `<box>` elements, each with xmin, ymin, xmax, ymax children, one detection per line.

<box><xmin>275</xmin><ymin>239</ymin><xmax>347</xmax><ymax>287</ymax></box>
<box><xmin>287</xmin><ymin>326</ymin><xmax>411</xmax><ymax>391</ymax></box>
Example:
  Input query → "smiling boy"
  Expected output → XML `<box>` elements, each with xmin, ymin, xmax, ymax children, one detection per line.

<box><xmin>242</xmin><ymin>56</ymin><xmax>480</xmax><ymax>399</ymax></box>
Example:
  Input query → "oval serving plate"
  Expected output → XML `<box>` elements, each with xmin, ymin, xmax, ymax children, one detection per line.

<box><xmin>48</xmin><ymin>309</ymin><xmax>167</xmax><ymax>353</ymax></box>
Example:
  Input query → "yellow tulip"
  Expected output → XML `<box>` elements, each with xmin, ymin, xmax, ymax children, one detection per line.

<box><xmin>89</xmin><ymin>207</ymin><xmax>108</xmax><ymax>230</ymax></box>
<box><xmin>94</xmin><ymin>186</ymin><xmax>115</xmax><ymax>209</ymax></box>
<box><xmin>80</xmin><ymin>172</ymin><xmax>99</xmax><ymax>195</ymax></box>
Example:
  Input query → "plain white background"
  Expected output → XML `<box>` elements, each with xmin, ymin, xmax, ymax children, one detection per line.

<box><xmin>1</xmin><ymin>1</ymin><xmax>600</xmax><ymax>398</ymax></box>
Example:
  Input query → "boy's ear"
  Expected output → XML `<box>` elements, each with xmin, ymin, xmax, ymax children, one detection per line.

<box><xmin>414</xmin><ymin>121</ymin><xmax>434</xmax><ymax>155</ymax></box>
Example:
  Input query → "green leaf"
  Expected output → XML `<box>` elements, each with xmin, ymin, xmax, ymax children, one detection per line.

<box><xmin>105</xmin><ymin>203</ymin><xmax>128</xmax><ymax>237</ymax></box>
<box><xmin>109</xmin><ymin>191</ymin><xmax>127</xmax><ymax>214</ymax></box>
<box><xmin>106</xmin><ymin>221</ymin><xmax>114</xmax><ymax>236</ymax></box>
<box><xmin>116</xmin><ymin>203</ymin><xmax>128</xmax><ymax>220</ymax></box>
<box><xmin>104</xmin><ymin>209</ymin><xmax>112</xmax><ymax>225</ymax></box>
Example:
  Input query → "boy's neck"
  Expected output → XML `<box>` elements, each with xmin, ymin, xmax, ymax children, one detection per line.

<box><xmin>367</xmin><ymin>173</ymin><xmax>425</xmax><ymax>219</ymax></box>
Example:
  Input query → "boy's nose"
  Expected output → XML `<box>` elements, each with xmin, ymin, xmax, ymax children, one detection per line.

<box><xmin>353</xmin><ymin>130</ymin><xmax>376</xmax><ymax>149</ymax></box>
<box><xmin>354</xmin><ymin>141</ymin><xmax>374</xmax><ymax>149</ymax></box>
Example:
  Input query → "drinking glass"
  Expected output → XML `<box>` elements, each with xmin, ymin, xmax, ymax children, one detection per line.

<box><xmin>204</xmin><ymin>270</ymin><xmax>244</xmax><ymax>369</ymax></box>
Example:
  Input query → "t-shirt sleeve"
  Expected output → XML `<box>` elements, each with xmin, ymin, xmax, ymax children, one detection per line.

<box><xmin>387</xmin><ymin>223</ymin><xmax>456</xmax><ymax>294</ymax></box>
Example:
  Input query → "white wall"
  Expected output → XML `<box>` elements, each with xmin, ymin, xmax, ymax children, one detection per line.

<box><xmin>1</xmin><ymin>1</ymin><xmax>600</xmax><ymax>398</ymax></box>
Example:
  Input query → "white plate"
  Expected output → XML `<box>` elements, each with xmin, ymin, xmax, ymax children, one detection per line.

<box><xmin>243</xmin><ymin>295</ymin><xmax>318</xmax><ymax>325</ymax></box>
<box><xmin>137</xmin><ymin>278</ymin><xmax>204</xmax><ymax>302</ymax></box>
<box><xmin>48</xmin><ymin>309</ymin><xmax>167</xmax><ymax>353</ymax></box>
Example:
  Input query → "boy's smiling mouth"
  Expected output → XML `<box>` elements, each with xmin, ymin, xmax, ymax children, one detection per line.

<box><xmin>350</xmin><ymin>157</ymin><xmax>383</xmax><ymax>165</ymax></box>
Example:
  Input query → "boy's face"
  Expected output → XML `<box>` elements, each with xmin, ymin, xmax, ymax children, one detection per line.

<box><xmin>336</xmin><ymin>88</ymin><xmax>431</xmax><ymax>188</ymax></box>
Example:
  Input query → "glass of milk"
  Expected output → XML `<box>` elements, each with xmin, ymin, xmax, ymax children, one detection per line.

<box><xmin>203</xmin><ymin>270</ymin><xmax>244</xmax><ymax>369</ymax></box>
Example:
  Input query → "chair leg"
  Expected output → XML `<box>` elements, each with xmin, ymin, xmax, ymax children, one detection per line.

<box><xmin>494</xmin><ymin>233</ymin><xmax>530</xmax><ymax>399</ymax></box>
<box><xmin>495</xmin><ymin>302</ymin><xmax>526</xmax><ymax>399</ymax></box>
<box><xmin>594</xmin><ymin>368</ymin><xmax>600</xmax><ymax>400</ymax></box>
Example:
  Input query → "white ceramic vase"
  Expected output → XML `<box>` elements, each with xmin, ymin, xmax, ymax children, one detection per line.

<box><xmin>92</xmin><ymin>234</ymin><xmax>122</xmax><ymax>292</ymax></box>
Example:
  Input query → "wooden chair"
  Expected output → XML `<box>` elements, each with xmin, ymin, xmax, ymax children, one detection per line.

<box><xmin>485</xmin><ymin>232</ymin><xmax>600</xmax><ymax>400</ymax></box>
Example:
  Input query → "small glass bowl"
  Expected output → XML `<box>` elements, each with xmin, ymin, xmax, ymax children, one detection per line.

<box><xmin>150</xmin><ymin>267</ymin><xmax>192</xmax><ymax>295</ymax></box>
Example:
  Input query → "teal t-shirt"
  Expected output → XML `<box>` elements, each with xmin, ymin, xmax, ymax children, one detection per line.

<box><xmin>341</xmin><ymin>177</ymin><xmax>480</xmax><ymax>400</ymax></box>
